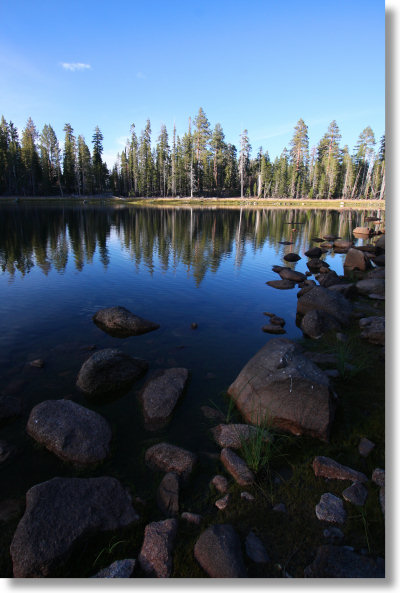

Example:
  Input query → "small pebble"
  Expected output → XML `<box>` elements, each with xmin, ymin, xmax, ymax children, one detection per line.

<box><xmin>323</xmin><ymin>526</ymin><xmax>344</xmax><ymax>541</ymax></box>
<box><xmin>241</xmin><ymin>491</ymin><xmax>255</xmax><ymax>501</ymax></box>
<box><xmin>181</xmin><ymin>512</ymin><xmax>202</xmax><ymax>525</ymax></box>
<box><xmin>358</xmin><ymin>437</ymin><xmax>375</xmax><ymax>458</ymax></box>
<box><xmin>211</xmin><ymin>474</ymin><xmax>229</xmax><ymax>494</ymax></box>
<box><xmin>215</xmin><ymin>494</ymin><xmax>230</xmax><ymax>510</ymax></box>
<box><xmin>191</xmin><ymin>322</ymin><xmax>198</xmax><ymax>329</ymax></box>
<box><xmin>273</xmin><ymin>503</ymin><xmax>286</xmax><ymax>513</ymax></box>
<box><xmin>29</xmin><ymin>359</ymin><xmax>44</xmax><ymax>368</ymax></box>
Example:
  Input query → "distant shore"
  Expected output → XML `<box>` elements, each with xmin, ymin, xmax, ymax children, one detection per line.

<box><xmin>0</xmin><ymin>195</ymin><xmax>386</xmax><ymax>210</ymax></box>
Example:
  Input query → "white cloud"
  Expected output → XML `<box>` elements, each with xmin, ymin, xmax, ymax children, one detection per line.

<box><xmin>61</xmin><ymin>62</ymin><xmax>91</xmax><ymax>72</ymax></box>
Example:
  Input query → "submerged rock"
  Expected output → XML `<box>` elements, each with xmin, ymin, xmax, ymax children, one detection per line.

<box><xmin>10</xmin><ymin>477</ymin><xmax>139</xmax><ymax>577</ymax></box>
<box><xmin>304</xmin><ymin>545</ymin><xmax>384</xmax><ymax>578</ymax></box>
<box><xmin>26</xmin><ymin>399</ymin><xmax>112</xmax><ymax>466</ymax></box>
<box><xmin>139</xmin><ymin>368</ymin><xmax>189</xmax><ymax>429</ymax></box>
<box><xmin>262</xmin><ymin>323</ymin><xmax>286</xmax><ymax>333</ymax></box>
<box><xmin>76</xmin><ymin>348</ymin><xmax>148</xmax><ymax>398</ymax></box>
<box><xmin>139</xmin><ymin>518</ymin><xmax>178</xmax><ymax>578</ymax></box>
<box><xmin>266</xmin><ymin>279</ymin><xmax>295</xmax><ymax>290</ymax></box>
<box><xmin>93</xmin><ymin>306</ymin><xmax>159</xmax><ymax>337</ymax></box>
<box><xmin>0</xmin><ymin>440</ymin><xmax>17</xmax><ymax>465</ymax></box>
<box><xmin>227</xmin><ymin>338</ymin><xmax>334</xmax><ymax>441</ymax></box>
<box><xmin>194</xmin><ymin>524</ymin><xmax>247</xmax><ymax>577</ymax></box>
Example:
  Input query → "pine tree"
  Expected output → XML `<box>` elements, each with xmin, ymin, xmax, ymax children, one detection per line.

<box><xmin>40</xmin><ymin>124</ymin><xmax>62</xmax><ymax>195</ymax></box>
<box><xmin>352</xmin><ymin>126</ymin><xmax>376</xmax><ymax>198</ymax></box>
<box><xmin>289</xmin><ymin>118</ymin><xmax>309</xmax><ymax>198</ymax></box>
<box><xmin>238</xmin><ymin>130</ymin><xmax>251</xmax><ymax>198</ymax></box>
<box><xmin>63</xmin><ymin>124</ymin><xmax>77</xmax><ymax>194</ymax></box>
<box><xmin>171</xmin><ymin>123</ymin><xmax>177</xmax><ymax>197</ymax></box>
<box><xmin>0</xmin><ymin>116</ymin><xmax>9</xmax><ymax>194</ymax></box>
<box><xmin>77</xmin><ymin>135</ymin><xmax>92</xmax><ymax>195</ymax></box>
<box><xmin>92</xmin><ymin>125</ymin><xmax>106</xmax><ymax>193</ymax></box>
<box><xmin>21</xmin><ymin>117</ymin><xmax>41</xmax><ymax>195</ymax></box>
<box><xmin>210</xmin><ymin>123</ymin><xmax>226</xmax><ymax>196</ymax></box>
<box><xmin>193</xmin><ymin>107</ymin><xmax>211</xmax><ymax>194</ymax></box>
<box><xmin>156</xmin><ymin>124</ymin><xmax>170</xmax><ymax>197</ymax></box>
<box><xmin>128</xmin><ymin>124</ymin><xmax>139</xmax><ymax>196</ymax></box>
<box><xmin>138</xmin><ymin>120</ymin><xmax>153</xmax><ymax>196</ymax></box>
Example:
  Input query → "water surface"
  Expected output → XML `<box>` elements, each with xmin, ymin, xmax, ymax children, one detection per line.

<box><xmin>0</xmin><ymin>202</ymin><xmax>383</xmax><ymax>501</ymax></box>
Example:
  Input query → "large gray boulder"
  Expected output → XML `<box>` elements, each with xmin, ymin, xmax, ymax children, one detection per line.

<box><xmin>93</xmin><ymin>306</ymin><xmax>159</xmax><ymax>337</ymax></box>
<box><xmin>10</xmin><ymin>477</ymin><xmax>139</xmax><ymax>577</ymax></box>
<box><xmin>26</xmin><ymin>399</ymin><xmax>112</xmax><ymax>466</ymax></box>
<box><xmin>76</xmin><ymin>349</ymin><xmax>148</xmax><ymax>398</ymax></box>
<box><xmin>138</xmin><ymin>518</ymin><xmax>177</xmax><ymax>577</ymax></box>
<box><xmin>194</xmin><ymin>524</ymin><xmax>247</xmax><ymax>577</ymax></box>
<box><xmin>297</xmin><ymin>286</ymin><xmax>352</xmax><ymax>326</ymax></box>
<box><xmin>139</xmin><ymin>368</ymin><xmax>189</xmax><ymax>429</ymax></box>
<box><xmin>227</xmin><ymin>339</ymin><xmax>335</xmax><ymax>441</ymax></box>
<box><xmin>304</xmin><ymin>545</ymin><xmax>384</xmax><ymax>578</ymax></box>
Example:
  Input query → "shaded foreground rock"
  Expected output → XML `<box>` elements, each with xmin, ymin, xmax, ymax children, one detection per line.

<box><xmin>26</xmin><ymin>399</ymin><xmax>112</xmax><ymax>466</ymax></box>
<box><xmin>138</xmin><ymin>518</ymin><xmax>177</xmax><ymax>577</ymax></box>
<box><xmin>245</xmin><ymin>531</ymin><xmax>270</xmax><ymax>563</ymax></box>
<box><xmin>313</xmin><ymin>456</ymin><xmax>368</xmax><ymax>483</ymax></box>
<box><xmin>220</xmin><ymin>448</ymin><xmax>255</xmax><ymax>486</ymax></box>
<box><xmin>283</xmin><ymin>252</ymin><xmax>301</xmax><ymax>262</ymax></box>
<box><xmin>10</xmin><ymin>477</ymin><xmax>139</xmax><ymax>577</ymax></box>
<box><xmin>211</xmin><ymin>475</ymin><xmax>229</xmax><ymax>494</ymax></box>
<box><xmin>0</xmin><ymin>440</ymin><xmax>16</xmax><ymax>465</ymax></box>
<box><xmin>140</xmin><ymin>368</ymin><xmax>189</xmax><ymax>428</ymax></box>
<box><xmin>194</xmin><ymin>524</ymin><xmax>247</xmax><ymax>577</ymax></box>
<box><xmin>227</xmin><ymin>338</ymin><xmax>334</xmax><ymax>441</ymax></box>
<box><xmin>315</xmin><ymin>493</ymin><xmax>346</xmax><ymax>524</ymax></box>
<box><xmin>297</xmin><ymin>286</ymin><xmax>352</xmax><ymax>326</ymax></box>
<box><xmin>342</xmin><ymin>482</ymin><xmax>368</xmax><ymax>506</ymax></box>
<box><xmin>145</xmin><ymin>442</ymin><xmax>197</xmax><ymax>480</ymax></box>
<box><xmin>211</xmin><ymin>423</ymin><xmax>268</xmax><ymax>449</ymax></box>
<box><xmin>358</xmin><ymin>437</ymin><xmax>375</xmax><ymax>457</ymax></box>
<box><xmin>262</xmin><ymin>323</ymin><xmax>286</xmax><ymax>333</ymax></box>
<box><xmin>359</xmin><ymin>316</ymin><xmax>385</xmax><ymax>345</ymax></box>
<box><xmin>300</xmin><ymin>310</ymin><xmax>341</xmax><ymax>339</ymax></box>
<box><xmin>76</xmin><ymin>348</ymin><xmax>148</xmax><ymax>398</ymax></box>
<box><xmin>93</xmin><ymin>306</ymin><xmax>159</xmax><ymax>337</ymax></box>
<box><xmin>304</xmin><ymin>545</ymin><xmax>384</xmax><ymax>578</ymax></box>
<box><xmin>157</xmin><ymin>472</ymin><xmax>180</xmax><ymax>517</ymax></box>
<box><xmin>356</xmin><ymin>278</ymin><xmax>385</xmax><ymax>297</ymax></box>
<box><xmin>92</xmin><ymin>559</ymin><xmax>136</xmax><ymax>578</ymax></box>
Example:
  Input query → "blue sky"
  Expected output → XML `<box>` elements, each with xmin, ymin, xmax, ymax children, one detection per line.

<box><xmin>0</xmin><ymin>0</ymin><xmax>385</xmax><ymax>168</ymax></box>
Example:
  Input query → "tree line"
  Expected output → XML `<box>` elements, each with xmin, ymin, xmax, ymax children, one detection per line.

<box><xmin>0</xmin><ymin>108</ymin><xmax>385</xmax><ymax>199</ymax></box>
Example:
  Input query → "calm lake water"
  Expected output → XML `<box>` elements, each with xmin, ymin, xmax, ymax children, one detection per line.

<box><xmin>0</xmin><ymin>202</ymin><xmax>384</xmax><ymax>503</ymax></box>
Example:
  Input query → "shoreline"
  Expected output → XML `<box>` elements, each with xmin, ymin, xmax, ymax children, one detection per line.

<box><xmin>0</xmin><ymin>196</ymin><xmax>386</xmax><ymax>210</ymax></box>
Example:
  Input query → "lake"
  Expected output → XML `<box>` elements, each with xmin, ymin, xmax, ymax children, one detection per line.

<box><xmin>0</xmin><ymin>202</ymin><xmax>384</xmax><ymax>504</ymax></box>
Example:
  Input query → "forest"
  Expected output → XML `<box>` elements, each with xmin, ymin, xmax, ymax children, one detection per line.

<box><xmin>0</xmin><ymin>108</ymin><xmax>385</xmax><ymax>200</ymax></box>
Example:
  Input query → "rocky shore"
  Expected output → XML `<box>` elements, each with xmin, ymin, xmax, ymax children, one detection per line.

<box><xmin>0</xmin><ymin>225</ymin><xmax>385</xmax><ymax>578</ymax></box>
